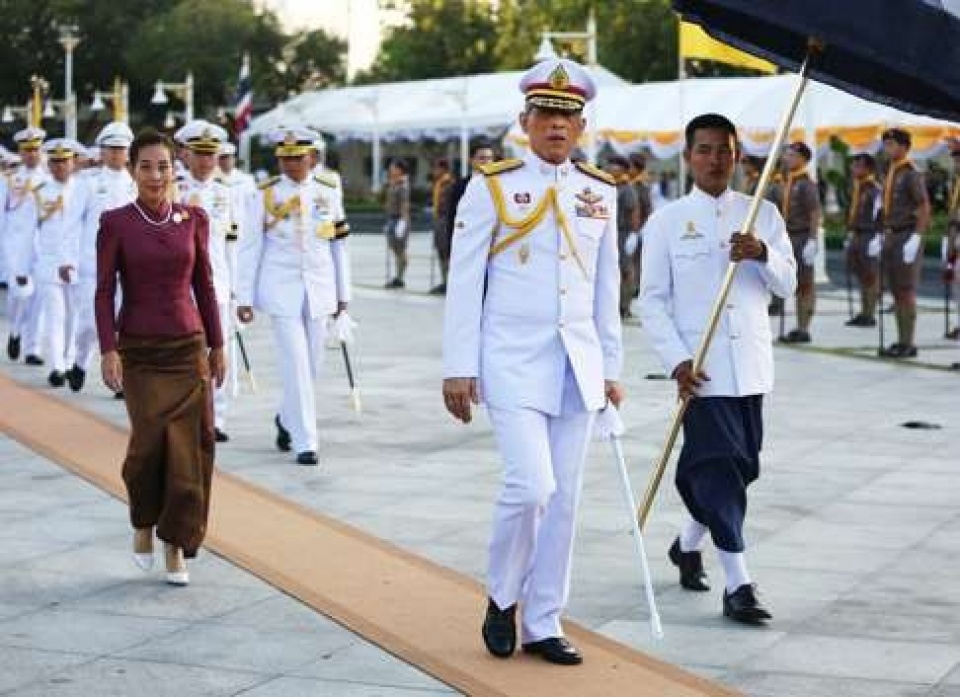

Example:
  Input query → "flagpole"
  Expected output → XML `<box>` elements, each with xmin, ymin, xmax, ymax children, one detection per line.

<box><xmin>637</xmin><ymin>41</ymin><xmax>823</xmax><ymax>531</ymax></box>
<box><xmin>677</xmin><ymin>22</ymin><xmax>687</xmax><ymax>198</ymax></box>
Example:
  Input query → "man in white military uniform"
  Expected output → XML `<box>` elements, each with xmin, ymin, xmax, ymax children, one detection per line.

<box><xmin>640</xmin><ymin>113</ymin><xmax>796</xmax><ymax>625</ymax></box>
<box><xmin>175</xmin><ymin>120</ymin><xmax>235</xmax><ymax>442</ymax></box>
<box><xmin>237</xmin><ymin>127</ymin><xmax>351</xmax><ymax>466</ymax></box>
<box><xmin>67</xmin><ymin>121</ymin><xmax>136</xmax><ymax>392</ymax></box>
<box><xmin>310</xmin><ymin>137</ymin><xmax>343</xmax><ymax>193</ymax></box>
<box><xmin>442</xmin><ymin>59</ymin><xmax>623</xmax><ymax>665</ymax></box>
<box><xmin>9</xmin><ymin>139</ymin><xmax>89</xmax><ymax>386</ymax></box>
<box><xmin>2</xmin><ymin>127</ymin><xmax>49</xmax><ymax>365</ymax></box>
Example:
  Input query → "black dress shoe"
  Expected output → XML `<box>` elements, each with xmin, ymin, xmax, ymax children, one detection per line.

<box><xmin>7</xmin><ymin>335</ymin><xmax>20</xmax><ymax>360</ymax></box>
<box><xmin>522</xmin><ymin>637</ymin><xmax>583</xmax><ymax>665</ymax></box>
<box><xmin>882</xmin><ymin>343</ymin><xmax>917</xmax><ymax>359</ymax></box>
<box><xmin>723</xmin><ymin>584</ymin><xmax>772</xmax><ymax>625</ymax></box>
<box><xmin>668</xmin><ymin>538</ymin><xmax>710</xmax><ymax>592</ymax></box>
<box><xmin>114</xmin><ymin>391</ymin><xmax>125</xmax><ymax>400</ymax></box>
<box><xmin>47</xmin><ymin>370</ymin><xmax>66</xmax><ymax>388</ymax></box>
<box><xmin>275</xmin><ymin>415</ymin><xmax>292</xmax><ymax>452</ymax></box>
<box><xmin>296</xmin><ymin>450</ymin><xmax>318</xmax><ymax>466</ymax></box>
<box><xmin>481</xmin><ymin>598</ymin><xmax>516</xmax><ymax>658</ymax></box>
<box><xmin>779</xmin><ymin>329</ymin><xmax>812</xmax><ymax>344</ymax></box>
<box><xmin>214</xmin><ymin>428</ymin><xmax>230</xmax><ymax>443</ymax></box>
<box><xmin>24</xmin><ymin>354</ymin><xmax>44</xmax><ymax>366</ymax></box>
<box><xmin>66</xmin><ymin>365</ymin><xmax>86</xmax><ymax>392</ymax></box>
<box><xmin>384</xmin><ymin>278</ymin><xmax>405</xmax><ymax>289</ymax></box>
<box><xmin>428</xmin><ymin>283</ymin><xmax>446</xmax><ymax>295</ymax></box>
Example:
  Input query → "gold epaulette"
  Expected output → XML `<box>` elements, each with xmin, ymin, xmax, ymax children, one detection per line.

<box><xmin>258</xmin><ymin>175</ymin><xmax>280</xmax><ymax>191</ymax></box>
<box><xmin>313</xmin><ymin>172</ymin><xmax>339</xmax><ymax>189</ymax></box>
<box><xmin>479</xmin><ymin>159</ymin><xmax>523</xmax><ymax>177</ymax></box>
<box><xmin>574</xmin><ymin>161</ymin><xmax>615</xmax><ymax>186</ymax></box>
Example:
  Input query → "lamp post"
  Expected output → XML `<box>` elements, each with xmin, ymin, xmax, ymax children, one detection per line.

<box><xmin>535</xmin><ymin>10</ymin><xmax>599</xmax><ymax>163</ymax></box>
<box><xmin>90</xmin><ymin>78</ymin><xmax>130</xmax><ymax>123</ymax></box>
<box><xmin>58</xmin><ymin>24</ymin><xmax>80</xmax><ymax>140</ymax></box>
<box><xmin>152</xmin><ymin>72</ymin><xmax>194</xmax><ymax>122</ymax></box>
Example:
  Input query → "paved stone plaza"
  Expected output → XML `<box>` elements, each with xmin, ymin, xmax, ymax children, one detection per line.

<box><xmin>1</xmin><ymin>232</ymin><xmax>959</xmax><ymax>696</ymax></box>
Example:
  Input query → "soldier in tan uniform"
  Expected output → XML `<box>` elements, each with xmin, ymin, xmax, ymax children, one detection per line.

<box><xmin>779</xmin><ymin>142</ymin><xmax>821</xmax><ymax>343</ymax></box>
<box><xmin>606</xmin><ymin>156</ymin><xmax>640</xmax><ymax>318</ymax></box>
<box><xmin>430</xmin><ymin>158</ymin><xmax>455</xmax><ymax>295</ymax></box>
<box><xmin>845</xmin><ymin>154</ymin><xmax>882</xmax><ymax>327</ymax></box>
<box><xmin>879</xmin><ymin>129</ymin><xmax>930</xmax><ymax>358</ymax></box>
<box><xmin>944</xmin><ymin>142</ymin><xmax>960</xmax><ymax>342</ymax></box>
<box><xmin>383</xmin><ymin>159</ymin><xmax>410</xmax><ymax>289</ymax></box>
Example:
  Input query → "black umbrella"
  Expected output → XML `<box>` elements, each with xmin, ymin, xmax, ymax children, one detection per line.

<box><xmin>638</xmin><ymin>0</ymin><xmax>960</xmax><ymax>529</ymax></box>
<box><xmin>675</xmin><ymin>0</ymin><xmax>960</xmax><ymax>121</ymax></box>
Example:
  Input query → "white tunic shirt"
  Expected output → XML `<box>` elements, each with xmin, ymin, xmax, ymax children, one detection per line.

<box><xmin>76</xmin><ymin>166</ymin><xmax>136</xmax><ymax>281</ymax></box>
<box><xmin>442</xmin><ymin>150</ymin><xmax>622</xmax><ymax>415</ymax></box>
<box><xmin>639</xmin><ymin>186</ymin><xmax>796</xmax><ymax>397</ymax></box>
<box><xmin>176</xmin><ymin>173</ymin><xmax>234</xmax><ymax>304</ymax></box>
<box><xmin>237</xmin><ymin>174</ymin><xmax>351</xmax><ymax>319</ymax></box>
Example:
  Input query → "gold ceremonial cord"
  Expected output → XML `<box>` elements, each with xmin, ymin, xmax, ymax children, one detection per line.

<box><xmin>781</xmin><ymin>169</ymin><xmax>807</xmax><ymax>221</ymax></box>
<box><xmin>36</xmin><ymin>191</ymin><xmax>63</xmax><ymax>223</ymax></box>
<box><xmin>949</xmin><ymin>177</ymin><xmax>960</xmax><ymax>217</ymax></box>
<box><xmin>847</xmin><ymin>175</ymin><xmax>876</xmax><ymax>228</ymax></box>
<box><xmin>263</xmin><ymin>187</ymin><xmax>301</xmax><ymax>231</ymax></box>
<box><xmin>484</xmin><ymin>176</ymin><xmax>588</xmax><ymax>278</ymax></box>
<box><xmin>882</xmin><ymin>158</ymin><xmax>912</xmax><ymax>226</ymax></box>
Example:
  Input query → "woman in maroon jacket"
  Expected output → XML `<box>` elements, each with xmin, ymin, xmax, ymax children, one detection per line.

<box><xmin>95</xmin><ymin>129</ymin><xmax>225</xmax><ymax>586</ymax></box>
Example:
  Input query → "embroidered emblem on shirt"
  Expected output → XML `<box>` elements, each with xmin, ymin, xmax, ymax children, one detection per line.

<box><xmin>518</xmin><ymin>242</ymin><xmax>530</xmax><ymax>264</ymax></box>
<box><xmin>680</xmin><ymin>221</ymin><xmax>704</xmax><ymax>240</ymax></box>
<box><xmin>514</xmin><ymin>192</ymin><xmax>532</xmax><ymax>205</ymax></box>
<box><xmin>574</xmin><ymin>187</ymin><xmax>609</xmax><ymax>219</ymax></box>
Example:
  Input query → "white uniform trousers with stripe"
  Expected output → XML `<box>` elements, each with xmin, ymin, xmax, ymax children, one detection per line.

<box><xmin>485</xmin><ymin>362</ymin><xmax>595</xmax><ymax>643</ymax></box>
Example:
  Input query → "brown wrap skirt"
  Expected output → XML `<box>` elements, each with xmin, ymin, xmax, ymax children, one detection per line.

<box><xmin>119</xmin><ymin>333</ymin><xmax>214</xmax><ymax>558</ymax></box>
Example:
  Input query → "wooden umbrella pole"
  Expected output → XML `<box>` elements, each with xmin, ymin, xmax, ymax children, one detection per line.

<box><xmin>637</xmin><ymin>42</ymin><xmax>822</xmax><ymax>531</ymax></box>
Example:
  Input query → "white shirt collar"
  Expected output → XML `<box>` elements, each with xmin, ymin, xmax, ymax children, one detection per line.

<box><xmin>689</xmin><ymin>184</ymin><xmax>734</xmax><ymax>205</ymax></box>
<box><xmin>523</xmin><ymin>149</ymin><xmax>572</xmax><ymax>182</ymax></box>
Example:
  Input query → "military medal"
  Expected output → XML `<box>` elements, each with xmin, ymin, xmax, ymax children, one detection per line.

<box><xmin>172</xmin><ymin>212</ymin><xmax>183</xmax><ymax>224</ymax></box>
<box><xmin>518</xmin><ymin>242</ymin><xmax>530</xmax><ymax>264</ymax></box>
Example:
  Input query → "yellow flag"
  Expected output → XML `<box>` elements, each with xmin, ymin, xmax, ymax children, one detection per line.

<box><xmin>679</xmin><ymin>22</ymin><xmax>777</xmax><ymax>74</ymax></box>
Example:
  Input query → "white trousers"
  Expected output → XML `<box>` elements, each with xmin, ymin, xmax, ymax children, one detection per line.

<box><xmin>40</xmin><ymin>282</ymin><xmax>76</xmax><ymax>373</ymax></box>
<box><xmin>72</xmin><ymin>278</ymin><xmax>98</xmax><ymax>371</ymax></box>
<box><xmin>7</xmin><ymin>283</ymin><xmax>43</xmax><ymax>356</ymax></box>
<box><xmin>270</xmin><ymin>301</ymin><xmax>326</xmax><ymax>453</ymax></box>
<box><xmin>214</xmin><ymin>302</ymin><xmax>233</xmax><ymax>430</ymax></box>
<box><xmin>486</xmin><ymin>367</ymin><xmax>595</xmax><ymax>643</ymax></box>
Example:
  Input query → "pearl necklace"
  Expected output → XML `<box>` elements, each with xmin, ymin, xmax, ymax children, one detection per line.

<box><xmin>132</xmin><ymin>200</ymin><xmax>181</xmax><ymax>227</ymax></box>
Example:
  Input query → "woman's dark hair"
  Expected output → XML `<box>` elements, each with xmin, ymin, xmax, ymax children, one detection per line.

<box><xmin>685</xmin><ymin>113</ymin><xmax>738</xmax><ymax>149</ymax></box>
<box><xmin>130</xmin><ymin>128</ymin><xmax>175</xmax><ymax>166</ymax></box>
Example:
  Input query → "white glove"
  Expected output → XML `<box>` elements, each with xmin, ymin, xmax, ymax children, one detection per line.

<box><xmin>329</xmin><ymin>312</ymin><xmax>358</xmax><ymax>345</ymax></box>
<box><xmin>624</xmin><ymin>231</ymin><xmax>640</xmax><ymax>256</ymax></box>
<box><xmin>867</xmin><ymin>233</ymin><xmax>882</xmax><ymax>258</ymax></box>
<box><xmin>802</xmin><ymin>238</ymin><xmax>818</xmax><ymax>266</ymax></box>
<box><xmin>902</xmin><ymin>233</ymin><xmax>921</xmax><ymax>264</ymax></box>
<box><xmin>843</xmin><ymin>233</ymin><xmax>852</xmax><ymax>251</ymax></box>
<box><xmin>593</xmin><ymin>404</ymin><xmax>625</xmax><ymax>442</ymax></box>
<box><xmin>394</xmin><ymin>219</ymin><xmax>407</xmax><ymax>240</ymax></box>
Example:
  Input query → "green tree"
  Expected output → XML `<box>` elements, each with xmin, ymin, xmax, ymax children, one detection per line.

<box><xmin>355</xmin><ymin>0</ymin><xmax>498</xmax><ymax>83</ymax></box>
<box><xmin>282</xmin><ymin>28</ymin><xmax>348</xmax><ymax>93</ymax></box>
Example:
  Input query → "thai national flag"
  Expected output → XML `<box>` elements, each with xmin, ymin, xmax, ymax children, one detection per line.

<box><xmin>235</xmin><ymin>53</ymin><xmax>252</xmax><ymax>135</ymax></box>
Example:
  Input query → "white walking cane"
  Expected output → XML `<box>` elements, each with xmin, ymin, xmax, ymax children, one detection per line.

<box><xmin>596</xmin><ymin>405</ymin><xmax>664</xmax><ymax>640</ymax></box>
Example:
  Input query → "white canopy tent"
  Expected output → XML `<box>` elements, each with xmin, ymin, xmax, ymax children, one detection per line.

<box><xmin>242</xmin><ymin>65</ymin><xmax>630</xmax><ymax>190</ymax></box>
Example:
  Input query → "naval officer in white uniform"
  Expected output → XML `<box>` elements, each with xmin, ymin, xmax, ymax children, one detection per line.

<box><xmin>174</xmin><ymin>120</ymin><xmax>235</xmax><ymax>442</ymax></box>
<box><xmin>442</xmin><ymin>58</ymin><xmax>623</xmax><ymax>665</ymax></box>
<box><xmin>640</xmin><ymin>113</ymin><xmax>796</xmax><ymax>625</ymax></box>
<box><xmin>236</xmin><ymin>127</ymin><xmax>351</xmax><ymax>466</ymax></box>
<box><xmin>68</xmin><ymin>121</ymin><xmax>136</xmax><ymax>392</ymax></box>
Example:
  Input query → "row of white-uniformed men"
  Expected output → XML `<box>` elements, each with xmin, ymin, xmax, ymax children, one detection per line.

<box><xmin>0</xmin><ymin>120</ymin><xmax>345</xmax><ymax>445</ymax></box>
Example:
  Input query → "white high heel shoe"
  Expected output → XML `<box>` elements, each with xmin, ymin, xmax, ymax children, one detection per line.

<box><xmin>164</xmin><ymin>544</ymin><xmax>189</xmax><ymax>586</ymax></box>
<box><xmin>132</xmin><ymin>528</ymin><xmax>154</xmax><ymax>571</ymax></box>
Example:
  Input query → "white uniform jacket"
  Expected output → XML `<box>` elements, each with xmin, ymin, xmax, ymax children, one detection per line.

<box><xmin>7</xmin><ymin>176</ymin><xmax>86</xmax><ymax>284</ymax></box>
<box><xmin>175</xmin><ymin>173</ymin><xmax>235</xmax><ymax>304</ymax></box>
<box><xmin>237</xmin><ymin>173</ymin><xmax>351</xmax><ymax>319</ymax></box>
<box><xmin>75</xmin><ymin>166</ymin><xmax>136</xmax><ymax>281</ymax></box>
<box><xmin>639</xmin><ymin>186</ymin><xmax>797</xmax><ymax>397</ymax></box>
<box><xmin>2</xmin><ymin>166</ymin><xmax>49</xmax><ymax>277</ymax></box>
<box><xmin>442</xmin><ymin>151</ymin><xmax>623</xmax><ymax>415</ymax></box>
